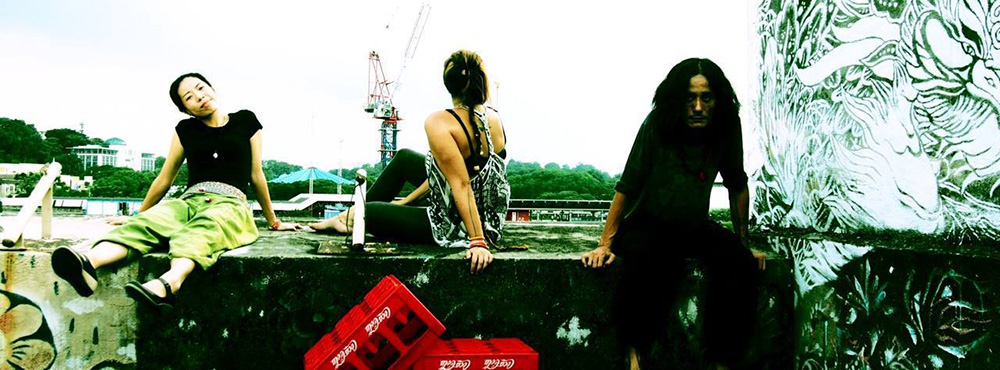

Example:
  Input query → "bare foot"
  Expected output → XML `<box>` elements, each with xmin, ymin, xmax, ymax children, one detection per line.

<box><xmin>629</xmin><ymin>347</ymin><xmax>640</xmax><ymax>370</ymax></box>
<box><xmin>308</xmin><ymin>214</ymin><xmax>349</xmax><ymax>234</ymax></box>
<box><xmin>141</xmin><ymin>280</ymin><xmax>169</xmax><ymax>298</ymax></box>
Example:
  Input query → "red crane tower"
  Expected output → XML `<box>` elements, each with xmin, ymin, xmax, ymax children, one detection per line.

<box><xmin>365</xmin><ymin>3</ymin><xmax>431</xmax><ymax>168</ymax></box>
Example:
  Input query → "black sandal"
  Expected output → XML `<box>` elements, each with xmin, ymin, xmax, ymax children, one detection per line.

<box><xmin>51</xmin><ymin>247</ymin><xmax>99</xmax><ymax>297</ymax></box>
<box><xmin>125</xmin><ymin>278</ymin><xmax>175</xmax><ymax>313</ymax></box>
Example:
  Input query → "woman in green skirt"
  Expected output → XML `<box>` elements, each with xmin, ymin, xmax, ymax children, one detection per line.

<box><xmin>51</xmin><ymin>72</ymin><xmax>303</xmax><ymax>312</ymax></box>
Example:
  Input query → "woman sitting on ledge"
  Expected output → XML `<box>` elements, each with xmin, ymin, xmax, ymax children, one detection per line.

<box><xmin>51</xmin><ymin>72</ymin><xmax>303</xmax><ymax>312</ymax></box>
<box><xmin>310</xmin><ymin>50</ymin><xmax>510</xmax><ymax>274</ymax></box>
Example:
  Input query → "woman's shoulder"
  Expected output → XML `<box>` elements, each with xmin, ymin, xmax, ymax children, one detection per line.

<box><xmin>230</xmin><ymin>109</ymin><xmax>257</xmax><ymax>119</ymax></box>
<box><xmin>424</xmin><ymin>109</ymin><xmax>460</xmax><ymax>128</ymax></box>
<box><xmin>174</xmin><ymin>116</ymin><xmax>199</xmax><ymax>131</ymax></box>
<box><xmin>230</xmin><ymin>109</ymin><xmax>262</xmax><ymax>129</ymax></box>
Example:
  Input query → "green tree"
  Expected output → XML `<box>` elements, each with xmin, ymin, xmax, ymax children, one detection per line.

<box><xmin>89</xmin><ymin>167</ymin><xmax>155</xmax><ymax>198</ymax></box>
<box><xmin>262</xmin><ymin>160</ymin><xmax>302</xmax><ymax>180</ymax></box>
<box><xmin>507</xmin><ymin>160</ymin><xmax>542</xmax><ymax>174</ymax></box>
<box><xmin>44</xmin><ymin>128</ymin><xmax>90</xmax><ymax>151</ymax></box>
<box><xmin>0</xmin><ymin>118</ymin><xmax>49</xmax><ymax>163</ymax></box>
<box><xmin>507</xmin><ymin>162</ymin><xmax>617</xmax><ymax>200</ymax></box>
<box><xmin>153</xmin><ymin>156</ymin><xmax>189</xmax><ymax>186</ymax></box>
<box><xmin>54</xmin><ymin>179</ymin><xmax>89</xmax><ymax>197</ymax></box>
<box><xmin>13</xmin><ymin>172</ymin><xmax>43</xmax><ymax>197</ymax></box>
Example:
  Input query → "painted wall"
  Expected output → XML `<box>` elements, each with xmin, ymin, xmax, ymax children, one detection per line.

<box><xmin>0</xmin><ymin>249</ymin><xmax>137</xmax><ymax>369</ymax></box>
<box><xmin>766</xmin><ymin>237</ymin><xmax>1000</xmax><ymax>368</ymax></box>
<box><xmin>750</xmin><ymin>0</ymin><xmax>1000</xmax><ymax>238</ymax></box>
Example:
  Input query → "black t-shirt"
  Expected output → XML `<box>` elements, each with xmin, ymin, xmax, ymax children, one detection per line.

<box><xmin>614</xmin><ymin>112</ymin><xmax>747</xmax><ymax>227</ymax></box>
<box><xmin>175</xmin><ymin>110</ymin><xmax>262</xmax><ymax>194</ymax></box>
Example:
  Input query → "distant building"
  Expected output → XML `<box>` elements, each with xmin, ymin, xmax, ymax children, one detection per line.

<box><xmin>0</xmin><ymin>164</ymin><xmax>94</xmax><ymax>196</ymax></box>
<box><xmin>0</xmin><ymin>163</ymin><xmax>47</xmax><ymax>197</ymax></box>
<box><xmin>58</xmin><ymin>175</ymin><xmax>94</xmax><ymax>191</ymax></box>
<box><xmin>71</xmin><ymin>137</ymin><xmax>156</xmax><ymax>172</ymax></box>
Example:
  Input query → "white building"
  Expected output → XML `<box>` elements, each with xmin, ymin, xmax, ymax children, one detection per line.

<box><xmin>71</xmin><ymin>138</ymin><xmax>155</xmax><ymax>172</ymax></box>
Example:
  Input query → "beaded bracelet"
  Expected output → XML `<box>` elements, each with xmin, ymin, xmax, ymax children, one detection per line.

<box><xmin>469</xmin><ymin>236</ymin><xmax>489</xmax><ymax>250</ymax></box>
<box><xmin>269</xmin><ymin>220</ymin><xmax>281</xmax><ymax>231</ymax></box>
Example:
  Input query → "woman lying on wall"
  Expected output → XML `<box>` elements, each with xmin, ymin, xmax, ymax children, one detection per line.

<box><xmin>310</xmin><ymin>50</ymin><xmax>510</xmax><ymax>274</ymax></box>
<box><xmin>51</xmin><ymin>72</ymin><xmax>304</xmax><ymax>312</ymax></box>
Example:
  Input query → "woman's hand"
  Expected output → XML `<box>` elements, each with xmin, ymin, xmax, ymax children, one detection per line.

<box><xmin>581</xmin><ymin>246</ymin><xmax>616</xmax><ymax>268</ymax></box>
<box><xmin>466</xmin><ymin>246</ymin><xmax>493</xmax><ymax>274</ymax></box>
<box><xmin>272</xmin><ymin>221</ymin><xmax>306</xmax><ymax>231</ymax></box>
<box><xmin>751</xmin><ymin>250</ymin><xmax>766</xmax><ymax>271</ymax></box>
<box><xmin>105</xmin><ymin>216</ymin><xmax>129</xmax><ymax>226</ymax></box>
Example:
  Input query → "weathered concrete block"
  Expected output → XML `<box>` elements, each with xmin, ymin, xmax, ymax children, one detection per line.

<box><xmin>133</xmin><ymin>226</ymin><xmax>794</xmax><ymax>369</ymax></box>
<box><xmin>0</xmin><ymin>246</ymin><xmax>138</xmax><ymax>370</ymax></box>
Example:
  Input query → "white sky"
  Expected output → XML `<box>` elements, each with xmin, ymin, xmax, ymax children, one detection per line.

<box><xmin>0</xmin><ymin>0</ymin><xmax>751</xmax><ymax>175</ymax></box>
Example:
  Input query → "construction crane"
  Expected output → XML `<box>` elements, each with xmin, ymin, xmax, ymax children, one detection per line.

<box><xmin>365</xmin><ymin>2</ymin><xmax>431</xmax><ymax>168</ymax></box>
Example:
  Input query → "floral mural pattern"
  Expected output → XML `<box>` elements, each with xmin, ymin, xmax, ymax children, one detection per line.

<box><xmin>751</xmin><ymin>0</ymin><xmax>1000</xmax><ymax>239</ymax></box>
<box><xmin>0</xmin><ymin>290</ymin><xmax>55</xmax><ymax>370</ymax></box>
<box><xmin>768</xmin><ymin>237</ymin><xmax>998</xmax><ymax>369</ymax></box>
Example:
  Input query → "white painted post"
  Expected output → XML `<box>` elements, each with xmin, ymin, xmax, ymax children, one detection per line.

<box><xmin>42</xmin><ymin>187</ymin><xmax>52</xmax><ymax>239</ymax></box>
<box><xmin>351</xmin><ymin>169</ymin><xmax>367</xmax><ymax>248</ymax></box>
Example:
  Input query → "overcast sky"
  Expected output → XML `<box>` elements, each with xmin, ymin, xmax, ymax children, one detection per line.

<box><xmin>0</xmin><ymin>0</ymin><xmax>752</xmax><ymax>175</ymax></box>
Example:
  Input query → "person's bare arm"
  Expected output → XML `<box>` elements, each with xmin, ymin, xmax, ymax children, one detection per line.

<box><xmin>250</xmin><ymin>131</ymin><xmax>302</xmax><ymax>231</ymax></box>
<box><xmin>582</xmin><ymin>191</ymin><xmax>628</xmax><ymax>268</ymax></box>
<box><xmin>393</xmin><ymin>180</ymin><xmax>429</xmax><ymax>205</ymax></box>
<box><xmin>426</xmin><ymin>114</ymin><xmax>492</xmax><ymax>274</ymax></box>
<box><xmin>140</xmin><ymin>133</ymin><xmax>185</xmax><ymax>212</ymax></box>
<box><xmin>729</xmin><ymin>184</ymin><xmax>765</xmax><ymax>270</ymax></box>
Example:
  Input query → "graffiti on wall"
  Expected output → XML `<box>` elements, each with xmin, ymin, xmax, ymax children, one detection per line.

<box><xmin>0</xmin><ymin>290</ymin><xmax>56</xmax><ymax>369</ymax></box>
<box><xmin>767</xmin><ymin>237</ymin><xmax>998</xmax><ymax>368</ymax></box>
<box><xmin>751</xmin><ymin>0</ymin><xmax>1000</xmax><ymax>239</ymax></box>
<box><xmin>0</xmin><ymin>250</ymin><xmax>137</xmax><ymax>369</ymax></box>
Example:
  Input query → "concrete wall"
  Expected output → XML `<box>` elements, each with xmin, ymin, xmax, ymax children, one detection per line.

<box><xmin>765</xmin><ymin>236</ymin><xmax>1000</xmax><ymax>368</ymax></box>
<box><xmin>750</xmin><ymin>0</ymin><xmax>1000</xmax><ymax>238</ymax></box>
<box><xmin>0</xmin><ymin>248</ymin><xmax>137</xmax><ymax>370</ymax></box>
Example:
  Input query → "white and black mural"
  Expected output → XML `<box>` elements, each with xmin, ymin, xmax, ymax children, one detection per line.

<box><xmin>751</xmin><ymin>0</ymin><xmax>1000</xmax><ymax>238</ymax></box>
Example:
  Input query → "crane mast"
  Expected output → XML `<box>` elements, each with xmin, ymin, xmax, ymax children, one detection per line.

<box><xmin>364</xmin><ymin>3</ymin><xmax>431</xmax><ymax>168</ymax></box>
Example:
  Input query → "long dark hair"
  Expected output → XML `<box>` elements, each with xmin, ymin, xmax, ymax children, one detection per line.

<box><xmin>169</xmin><ymin>72</ymin><xmax>212</xmax><ymax>115</ymax></box>
<box><xmin>651</xmin><ymin>58</ymin><xmax>740</xmax><ymax>147</ymax></box>
<box><xmin>443</xmin><ymin>50</ymin><xmax>489</xmax><ymax>133</ymax></box>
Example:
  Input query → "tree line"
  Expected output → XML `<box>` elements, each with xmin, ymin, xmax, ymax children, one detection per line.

<box><xmin>1</xmin><ymin>117</ymin><xmax>620</xmax><ymax>200</ymax></box>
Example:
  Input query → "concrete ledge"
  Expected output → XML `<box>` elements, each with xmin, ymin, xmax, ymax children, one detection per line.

<box><xmin>13</xmin><ymin>220</ymin><xmax>994</xmax><ymax>369</ymax></box>
<box><xmin>133</xmin><ymin>225</ymin><xmax>794</xmax><ymax>369</ymax></box>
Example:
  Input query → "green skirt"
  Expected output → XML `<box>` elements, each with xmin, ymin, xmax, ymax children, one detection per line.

<box><xmin>94</xmin><ymin>192</ymin><xmax>258</xmax><ymax>270</ymax></box>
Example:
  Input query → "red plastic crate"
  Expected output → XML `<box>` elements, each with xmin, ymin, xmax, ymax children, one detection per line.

<box><xmin>412</xmin><ymin>339</ymin><xmax>539</xmax><ymax>370</ymax></box>
<box><xmin>305</xmin><ymin>275</ymin><xmax>447</xmax><ymax>370</ymax></box>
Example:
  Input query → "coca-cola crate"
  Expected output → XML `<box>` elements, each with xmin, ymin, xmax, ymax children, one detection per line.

<box><xmin>305</xmin><ymin>275</ymin><xmax>446</xmax><ymax>370</ymax></box>
<box><xmin>412</xmin><ymin>338</ymin><xmax>539</xmax><ymax>370</ymax></box>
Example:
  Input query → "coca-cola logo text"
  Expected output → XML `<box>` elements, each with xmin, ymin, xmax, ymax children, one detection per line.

<box><xmin>438</xmin><ymin>359</ymin><xmax>471</xmax><ymax>370</ymax></box>
<box><xmin>483</xmin><ymin>359</ymin><xmax>516</xmax><ymax>369</ymax></box>
<box><xmin>331</xmin><ymin>340</ymin><xmax>357</xmax><ymax>369</ymax></box>
<box><xmin>365</xmin><ymin>307</ymin><xmax>391</xmax><ymax>336</ymax></box>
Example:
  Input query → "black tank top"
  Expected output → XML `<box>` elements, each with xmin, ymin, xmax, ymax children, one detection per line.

<box><xmin>445</xmin><ymin>109</ymin><xmax>506</xmax><ymax>176</ymax></box>
<box><xmin>175</xmin><ymin>110</ymin><xmax>262</xmax><ymax>193</ymax></box>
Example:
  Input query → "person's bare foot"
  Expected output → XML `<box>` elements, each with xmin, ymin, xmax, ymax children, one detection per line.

<box><xmin>629</xmin><ymin>347</ymin><xmax>640</xmax><ymax>370</ymax></box>
<box><xmin>308</xmin><ymin>213</ymin><xmax>350</xmax><ymax>234</ymax></box>
<box><xmin>141</xmin><ymin>280</ymin><xmax>169</xmax><ymax>298</ymax></box>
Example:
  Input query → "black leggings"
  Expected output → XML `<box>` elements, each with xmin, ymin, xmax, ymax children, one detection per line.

<box><xmin>612</xmin><ymin>219</ymin><xmax>759</xmax><ymax>366</ymax></box>
<box><xmin>361</xmin><ymin>149</ymin><xmax>436</xmax><ymax>244</ymax></box>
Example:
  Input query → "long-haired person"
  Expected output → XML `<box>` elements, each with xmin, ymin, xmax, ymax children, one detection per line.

<box><xmin>311</xmin><ymin>50</ymin><xmax>509</xmax><ymax>274</ymax></box>
<box><xmin>581</xmin><ymin>58</ymin><xmax>767</xmax><ymax>369</ymax></box>
<box><xmin>51</xmin><ymin>73</ymin><xmax>303</xmax><ymax>312</ymax></box>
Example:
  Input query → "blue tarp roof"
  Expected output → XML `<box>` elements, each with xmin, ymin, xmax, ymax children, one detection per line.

<box><xmin>270</xmin><ymin>168</ymin><xmax>352</xmax><ymax>185</ymax></box>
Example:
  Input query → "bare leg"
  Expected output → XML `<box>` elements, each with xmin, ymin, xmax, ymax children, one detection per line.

<box><xmin>629</xmin><ymin>347</ymin><xmax>640</xmax><ymax>370</ymax></box>
<box><xmin>140</xmin><ymin>258</ymin><xmax>196</xmax><ymax>298</ymax></box>
<box><xmin>308</xmin><ymin>206</ymin><xmax>354</xmax><ymax>234</ymax></box>
<box><xmin>84</xmin><ymin>241</ymin><xmax>130</xmax><ymax>269</ymax></box>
